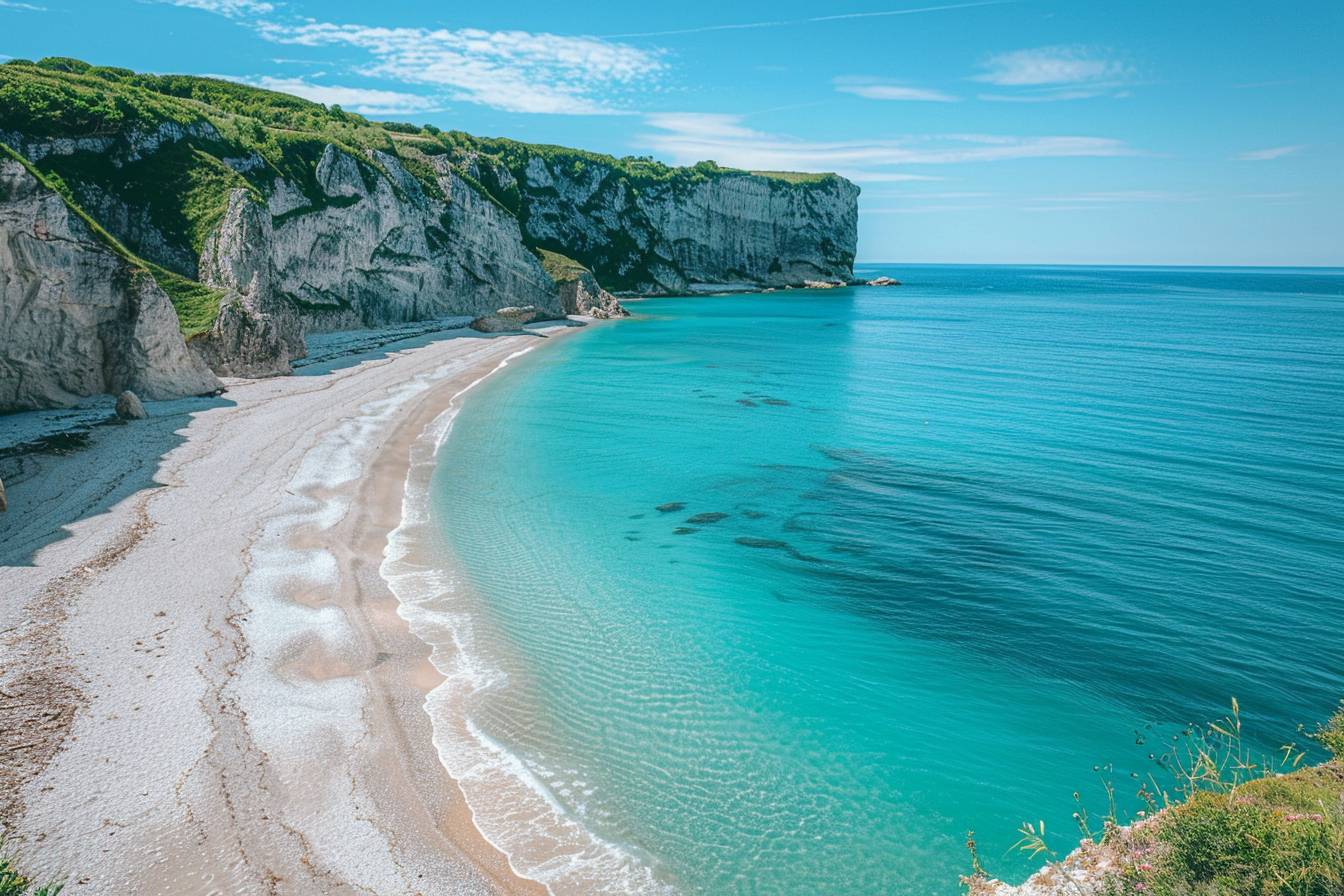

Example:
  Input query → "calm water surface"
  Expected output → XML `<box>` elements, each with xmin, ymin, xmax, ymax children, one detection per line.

<box><xmin>428</xmin><ymin>265</ymin><xmax>1344</xmax><ymax>894</ymax></box>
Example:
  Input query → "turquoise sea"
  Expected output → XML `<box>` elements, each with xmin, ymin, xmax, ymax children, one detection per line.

<box><xmin>423</xmin><ymin>265</ymin><xmax>1344</xmax><ymax>894</ymax></box>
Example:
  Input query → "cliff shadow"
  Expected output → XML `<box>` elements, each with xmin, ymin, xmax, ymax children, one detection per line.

<box><xmin>0</xmin><ymin>394</ymin><xmax>234</xmax><ymax>567</ymax></box>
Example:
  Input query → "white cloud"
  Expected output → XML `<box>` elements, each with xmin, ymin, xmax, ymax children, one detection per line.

<box><xmin>0</xmin><ymin>0</ymin><xmax>46</xmax><ymax>9</ymax></box>
<box><xmin>1235</xmin><ymin>145</ymin><xmax>1304</xmax><ymax>161</ymax></box>
<box><xmin>835</xmin><ymin>77</ymin><xmax>959</xmax><ymax>102</ymax></box>
<box><xmin>972</xmin><ymin>45</ymin><xmax>1134</xmax><ymax>101</ymax></box>
<box><xmin>974</xmin><ymin>45</ymin><xmax>1131</xmax><ymax>86</ymax></box>
<box><xmin>255</xmin><ymin>21</ymin><xmax>664</xmax><ymax>115</ymax></box>
<box><xmin>978</xmin><ymin>88</ymin><xmax>1129</xmax><ymax>103</ymax></box>
<box><xmin>156</xmin><ymin>0</ymin><xmax>274</xmax><ymax>16</ymax></box>
<box><xmin>639</xmin><ymin>113</ymin><xmax>1136</xmax><ymax>181</ymax></box>
<box><xmin>224</xmin><ymin>75</ymin><xmax>440</xmax><ymax>115</ymax></box>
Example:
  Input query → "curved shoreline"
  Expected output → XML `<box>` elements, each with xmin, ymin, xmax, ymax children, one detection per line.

<box><xmin>381</xmin><ymin>330</ymin><xmax>676</xmax><ymax>896</ymax></box>
<box><xmin>0</xmin><ymin>324</ymin><xmax>583</xmax><ymax>894</ymax></box>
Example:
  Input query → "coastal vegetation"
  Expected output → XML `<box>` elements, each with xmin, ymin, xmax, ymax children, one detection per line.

<box><xmin>967</xmin><ymin>700</ymin><xmax>1344</xmax><ymax>895</ymax></box>
<box><xmin>0</xmin><ymin>846</ymin><xmax>61</xmax><ymax>896</ymax></box>
<box><xmin>534</xmin><ymin>247</ymin><xmax>592</xmax><ymax>284</ymax></box>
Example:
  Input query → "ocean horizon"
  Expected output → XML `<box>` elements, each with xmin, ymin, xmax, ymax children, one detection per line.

<box><xmin>401</xmin><ymin>264</ymin><xmax>1344</xmax><ymax>894</ymax></box>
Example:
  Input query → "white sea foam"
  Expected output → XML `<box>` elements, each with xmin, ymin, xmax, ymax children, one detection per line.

<box><xmin>382</xmin><ymin>348</ymin><xmax>677</xmax><ymax>896</ymax></box>
<box><xmin>226</xmin><ymin>349</ymin><xmax>508</xmax><ymax>893</ymax></box>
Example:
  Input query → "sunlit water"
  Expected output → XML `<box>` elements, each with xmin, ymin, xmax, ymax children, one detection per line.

<box><xmin>420</xmin><ymin>266</ymin><xmax>1344</xmax><ymax>894</ymax></box>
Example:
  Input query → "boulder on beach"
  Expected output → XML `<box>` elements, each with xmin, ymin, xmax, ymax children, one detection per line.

<box><xmin>470</xmin><ymin>306</ymin><xmax>544</xmax><ymax>333</ymax></box>
<box><xmin>115</xmin><ymin>390</ymin><xmax>147</xmax><ymax>420</ymax></box>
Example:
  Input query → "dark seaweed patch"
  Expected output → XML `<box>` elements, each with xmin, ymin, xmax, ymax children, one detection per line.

<box><xmin>686</xmin><ymin>512</ymin><xmax>729</xmax><ymax>525</ymax></box>
<box><xmin>656</xmin><ymin>502</ymin><xmax>686</xmax><ymax>513</ymax></box>
<box><xmin>734</xmin><ymin>536</ymin><xmax>824</xmax><ymax>563</ymax></box>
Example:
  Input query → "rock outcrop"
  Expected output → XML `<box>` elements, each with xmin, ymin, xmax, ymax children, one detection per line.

<box><xmin>186</xmin><ymin>147</ymin><xmax>562</xmax><ymax>375</ymax></box>
<box><xmin>460</xmin><ymin>148</ymin><xmax>859</xmax><ymax>294</ymax></box>
<box><xmin>557</xmin><ymin>269</ymin><xmax>628</xmax><ymax>318</ymax></box>
<box><xmin>0</xmin><ymin>157</ymin><xmax>220</xmax><ymax>412</ymax></box>
<box><xmin>469</xmin><ymin>306</ymin><xmax>544</xmax><ymax>333</ymax></box>
<box><xmin>115</xmin><ymin>389</ymin><xmax>147</xmax><ymax>420</ymax></box>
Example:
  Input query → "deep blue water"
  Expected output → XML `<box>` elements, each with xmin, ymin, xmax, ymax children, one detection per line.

<box><xmin>427</xmin><ymin>265</ymin><xmax>1344</xmax><ymax>894</ymax></box>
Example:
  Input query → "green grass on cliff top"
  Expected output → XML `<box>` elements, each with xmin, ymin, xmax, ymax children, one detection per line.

<box><xmin>534</xmin><ymin>248</ymin><xmax>591</xmax><ymax>284</ymax></box>
<box><xmin>0</xmin><ymin>56</ymin><xmax>847</xmax><ymax>332</ymax></box>
<box><xmin>0</xmin><ymin>140</ymin><xmax>224</xmax><ymax>339</ymax></box>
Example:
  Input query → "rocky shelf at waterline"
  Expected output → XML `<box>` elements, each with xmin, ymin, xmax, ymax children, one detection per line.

<box><xmin>0</xmin><ymin>56</ymin><xmax>859</xmax><ymax>412</ymax></box>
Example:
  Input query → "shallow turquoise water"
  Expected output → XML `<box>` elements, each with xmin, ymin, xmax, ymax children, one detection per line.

<box><xmin>429</xmin><ymin>266</ymin><xmax>1344</xmax><ymax>894</ymax></box>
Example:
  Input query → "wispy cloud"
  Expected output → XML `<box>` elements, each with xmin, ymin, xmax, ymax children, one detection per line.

<box><xmin>862</xmin><ymin>203</ymin><xmax>993</xmax><ymax>214</ymax></box>
<box><xmin>1031</xmin><ymin>190</ymin><xmax>1202</xmax><ymax>204</ymax></box>
<box><xmin>221</xmin><ymin>75</ymin><xmax>440</xmax><ymax>115</ymax></box>
<box><xmin>255</xmin><ymin>21</ymin><xmax>664</xmax><ymax>114</ymax></box>
<box><xmin>1235</xmin><ymin>144</ymin><xmax>1304</xmax><ymax>161</ymax></box>
<box><xmin>0</xmin><ymin>0</ymin><xmax>47</xmax><ymax>10</ymax></box>
<box><xmin>155</xmin><ymin>0</ymin><xmax>273</xmax><ymax>15</ymax></box>
<box><xmin>639</xmin><ymin>113</ymin><xmax>1136</xmax><ymax>181</ymax></box>
<box><xmin>835</xmin><ymin>77</ymin><xmax>959</xmax><ymax>102</ymax></box>
<box><xmin>602</xmin><ymin>1</ymin><xmax>1011</xmax><ymax>38</ymax></box>
<box><xmin>973</xmin><ymin>45</ymin><xmax>1135</xmax><ymax>101</ymax></box>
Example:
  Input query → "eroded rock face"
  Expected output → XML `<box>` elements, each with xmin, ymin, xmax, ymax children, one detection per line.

<box><xmin>0</xmin><ymin>159</ymin><xmax>220</xmax><ymax>412</ymax></box>
<box><xmin>469</xmin><ymin>305</ymin><xmax>543</xmax><ymax>333</ymax></box>
<box><xmin>473</xmin><ymin>154</ymin><xmax>860</xmax><ymax>294</ymax></box>
<box><xmin>193</xmin><ymin>189</ymin><xmax>305</xmax><ymax>377</ymax></box>
<box><xmin>191</xmin><ymin>146</ymin><xmax>562</xmax><ymax>373</ymax></box>
<box><xmin>557</xmin><ymin>270</ymin><xmax>629</xmax><ymax>319</ymax></box>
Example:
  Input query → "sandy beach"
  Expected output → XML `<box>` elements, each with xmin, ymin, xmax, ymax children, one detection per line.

<box><xmin>0</xmin><ymin>323</ymin><xmax>583</xmax><ymax>895</ymax></box>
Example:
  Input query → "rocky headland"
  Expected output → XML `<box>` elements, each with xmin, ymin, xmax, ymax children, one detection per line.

<box><xmin>0</xmin><ymin>57</ymin><xmax>860</xmax><ymax>411</ymax></box>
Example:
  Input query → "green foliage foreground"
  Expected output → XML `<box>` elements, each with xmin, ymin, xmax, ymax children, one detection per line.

<box><xmin>968</xmin><ymin>701</ymin><xmax>1344</xmax><ymax>896</ymax></box>
<box><xmin>0</xmin><ymin>845</ymin><xmax>62</xmax><ymax>896</ymax></box>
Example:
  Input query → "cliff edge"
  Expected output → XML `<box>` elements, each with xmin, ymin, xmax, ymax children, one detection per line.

<box><xmin>0</xmin><ymin>57</ymin><xmax>859</xmax><ymax>411</ymax></box>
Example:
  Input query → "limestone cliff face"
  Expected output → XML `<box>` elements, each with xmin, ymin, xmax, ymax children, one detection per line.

<box><xmin>0</xmin><ymin>158</ymin><xmax>220</xmax><ymax>412</ymax></box>
<box><xmin>253</xmin><ymin>147</ymin><xmax>556</xmax><ymax>329</ymax></box>
<box><xmin>465</xmin><ymin>151</ymin><xmax>860</xmax><ymax>294</ymax></box>
<box><xmin>189</xmin><ymin>145</ymin><xmax>561</xmax><ymax>375</ymax></box>
<box><xmin>0</xmin><ymin>63</ymin><xmax>859</xmax><ymax>406</ymax></box>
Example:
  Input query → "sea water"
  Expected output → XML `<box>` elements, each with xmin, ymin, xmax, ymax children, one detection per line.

<box><xmin>422</xmin><ymin>266</ymin><xmax>1344</xmax><ymax>894</ymax></box>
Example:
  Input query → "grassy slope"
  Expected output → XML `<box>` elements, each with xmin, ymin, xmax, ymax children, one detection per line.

<box><xmin>0</xmin><ymin>56</ymin><xmax>844</xmax><ymax>333</ymax></box>
<box><xmin>534</xmin><ymin>247</ymin><xmax>591</xmax><ymax>284</ymax></box>
<box><xmin>969</xmin><ymin>702</ymin><xmax>1344</xmax><ymax>896</ymax></box>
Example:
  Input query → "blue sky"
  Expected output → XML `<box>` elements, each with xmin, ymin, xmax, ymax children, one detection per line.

<box><xmin>3</xmin><ymin>0</ymin><xmax>1341</xmax><ymax>265</ymax></box>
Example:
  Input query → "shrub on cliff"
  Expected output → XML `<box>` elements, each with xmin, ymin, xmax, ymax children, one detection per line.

<box><xmin>967</xmin><ymin>700</ymin><xmax>1344</xmax><ymax>896</ymax></box>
